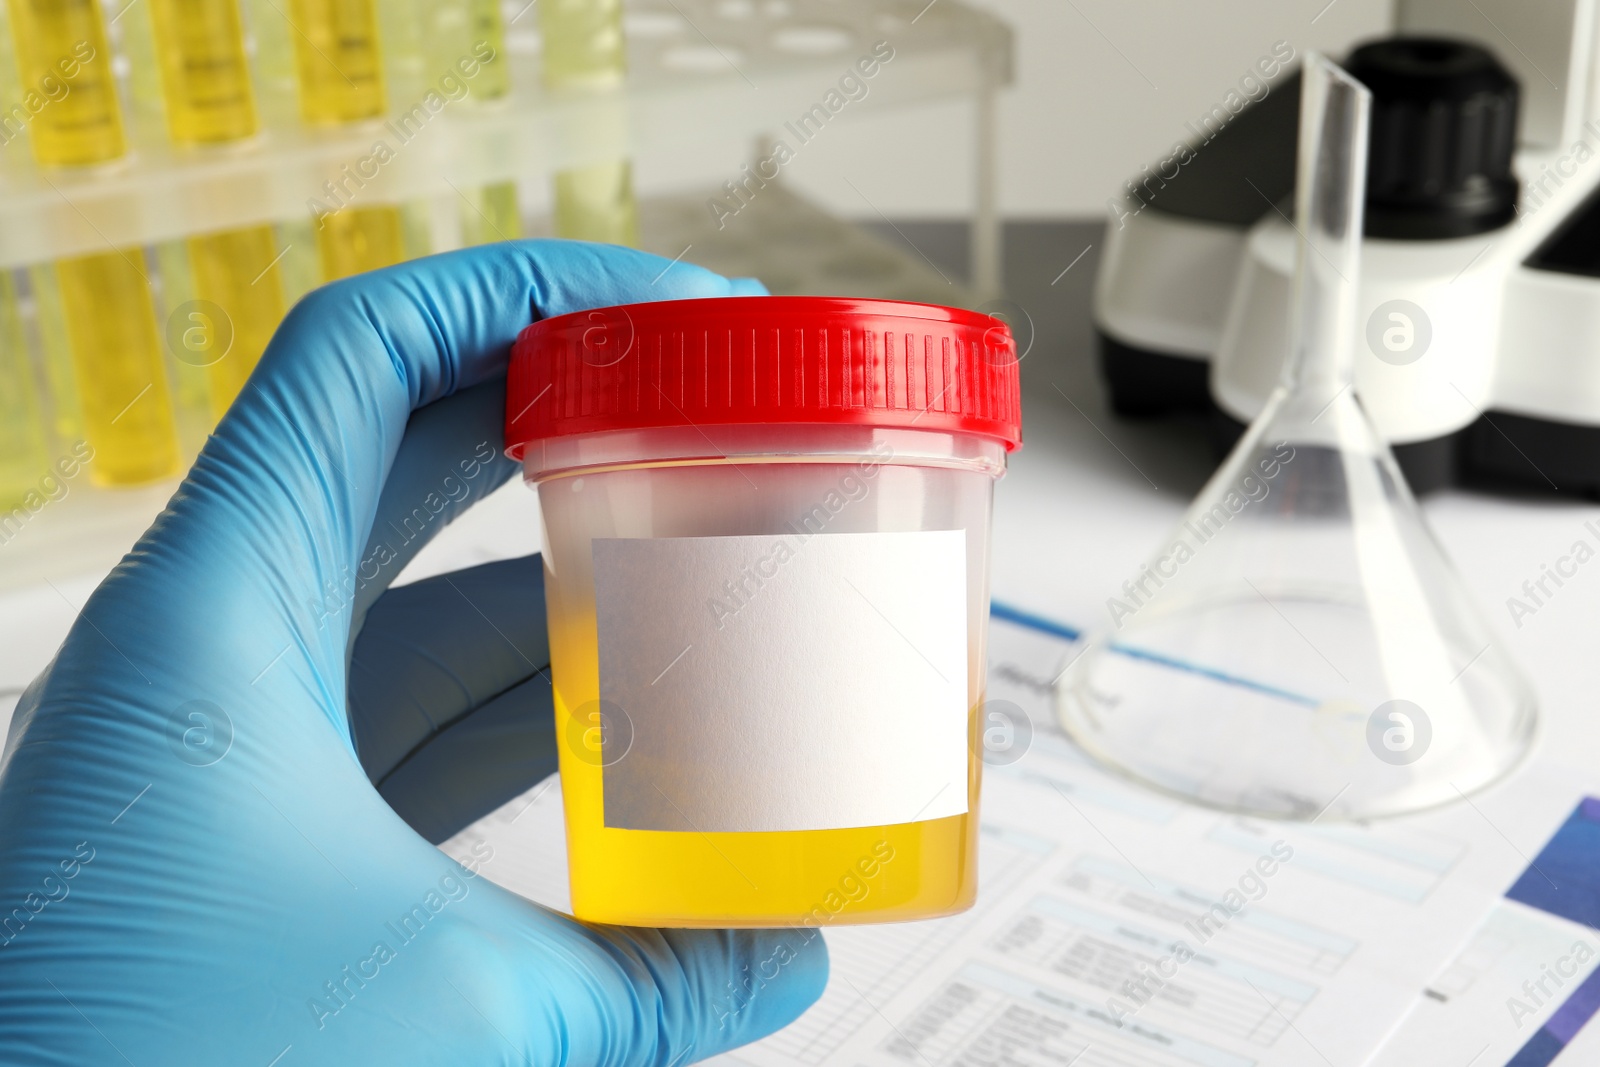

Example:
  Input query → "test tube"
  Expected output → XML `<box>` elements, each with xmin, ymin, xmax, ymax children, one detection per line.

<box><xmin>146</xmin><ymin>0</ymin><xmax>287</xmax><ymax>419</ymax></box>
<box><xmin>148</xmin><ymin>0</ymin><xmax>257</xmax><ymax>142</ymax></box>
<box><xmin>469</xmin><ymin>0</ymin><xmax>508</xmax><ymax>98</ymax></box>
<box><xmin>462</xmin><ymin>180</ymin><xmax>522</xmax><ymax>245</ymax></box>
<box><xmin>116</xmin><ymin>0</ymin><xmax>167</xmax><ymax>146</ymax></box>
<box><xmin>244</xmin><ymin>0</ymin><xmax>300</xmax><ymax>129</ymax></box>
<box><xmin>186</xmin><ymin>226</ymin><xmax>285</xmax><ymax>416</ymax></box>
<box><xmin>55</xmin><ymin>249</ymin><xmax>181</xmax><ymax>485</ymax></box>
<box><xmin>286</xmin><ymin>0</ymin><xmax>405</xmax><ymax>279</ymax></box>
<box><xmin>5</xmin><ymin>0</ymin><xmax>124</xmax><ymax>164</ymax></box>
<box><xmin>541</xmin><ymin>0</ymin><xmax>639</xmax><ymax>246</ymax></box>
<box><xmin>540</xmin><ymin>0</ymin><xmax>624</xmax><ymax>89</ymax></box>
<box><xmin>0</xmin><ymin>270</ymin><xmax>49</xmax><ymax>509</ymax></box>
<box><xmin>412</xmin><ymin>0</ymin><xmax>510</xmax><ymax>97</ymax></box>
<box><xmin>152</xmin><ymin>239</ymin><xmax>210</xmax><ymax>452</ymax></box>
<box><xmin>552</xmin><ymin>161</ymin><xmax>636</xmax><ymax>245</ymax></box>
<box><xmin>375</xmin><ymin>0</ymin><xmax>429</xmax><ymax>102</ymax></box>
<box><xmin>441</xmin><ymin>0</ymin><xmax>519</xmax><ymax>243</ymax></box>
<box><xmin>242</xmin><ymin>0</ymin><xmax>317</xmax><ymax>296</ymax></box>
<box><xmin>0</xmin><ymin>0</ymin><xmax>19</xmax><ymax>168</ymax></box>
<box><xmin>6</xmin><ymin>0</ymin><xmax>180</xmax><ymax>485</ymax></box>
<box><xmin>316</xmin><ymin>206</ymin><xmax>405</xmax><ymax>281</ymax></box>
<box><xmin>25</xmin><ymin>264</ymin><xmax>84</xmax><ymax>444</ymax></box>
<box><xmin>287</xmin><ymin>0</ymin><xmax>385</xmax><ymax>123</ymax></box>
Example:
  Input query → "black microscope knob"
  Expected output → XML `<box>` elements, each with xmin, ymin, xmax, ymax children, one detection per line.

<box><xmin>1346</xmin><ymin>37</ymin><xmax>1520</xmax><ymax>239</ymax></box>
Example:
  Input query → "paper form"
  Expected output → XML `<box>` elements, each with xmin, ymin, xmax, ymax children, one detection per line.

<box><xmin>440</xmin><ymin>608</ymin><xmax>1588</xmax><ymax>1067</ymax></box>
<box><xmin>1368</xmin><ymin>798</ymin><xmax>1600</xmax><ymax>1067</ymax></box>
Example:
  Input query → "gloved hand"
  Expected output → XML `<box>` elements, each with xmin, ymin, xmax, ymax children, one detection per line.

<box><xmin>0</xmin><ymin>242</ymin><xmax>827</xmax><ymax>1064</ymax></box>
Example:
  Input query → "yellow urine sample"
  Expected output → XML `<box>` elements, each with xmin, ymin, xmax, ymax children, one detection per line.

<box><xmin>55</xmin><ymin>251</ymin><xmax>180</xmax><ymax>486</ymax></box>
<box><xmin>25</xmin><ymin>264</ymin><xmax>84</xmax><ymax>442</ymax></box>
<box><xmin>467</xmin><ymin>0</ymin><xmax>508</xmax><ymax>98</ymax></box>
<box><xmin>553</xmin><ymin>160</ymin><xmax>638</xmax><ymax>246</ymax></box>
<box><xmin>416</xmin><ymin>0</ymin><xmax>505</xmax><ymax>87</ymax></box>
<box><xmin>6</xmin><ymin>0</ymin><xmax>125</xmax><ymax>165</ymax></box>
<box><xmin>316</xmin><ymin>205</ymin><xmax>404</xmax><ymax>281</ymax></box>
<box><xmin>148</xmin><ymin>0</ymin><xmax>258</xmax><ymax>143</ymax></box>
<box><xmin>374</xmin><ymin>0</ymin><xmax>426</xmax><ymax>100</ymax></box>
<box><xmin>187</xmin><ymin>226</ymin><xmax>285</xmax><ymax>417</ymax></box>
<box><xmin>0</xmin><ymin>271</ymin><xmax>49</xmax><ymax>508</ymax></box>
<box><xmin>541</xmin><ymin>0</ymin><xmax>637</xmax><ymax>247</ymax></box>
<box><xmin>153</xmin><ymin>239</ymin><xmax>210</xmax><ymax>440</ymax></box>
<box><xmin>287</xmin><ymin>0</ymin><xmax>385</xmax><ymax>123</ymax></box>
<box><xmin>462</xmin><ymin>180</ymin><xmax>521</xmax><ymax>244</ymax></box>
<box><xmin>549</xmin><ymin>613</ymin><xmax>980</xmax><ymax>927</ymax></box>
<box><xmin>244</xmin><ymin>0</ymin><xmax>298</xmax><ymax>127</ymax></box>
<box><xmin>430</xmin><ymin>1</ymin><xmax>515</xmax><ymax>248</ymax></box>
<box><xmin>142</xmin><ymin>5</ymin><xmax>273</xmax><ymax>423</ymax></box>
<box><xmin>539</xmin><ymin>0</ymin><xmax>624</xmax><ymax>89</ymax></box>
<box><xmin>272</xmin><ymin>216</ymin><xmax>320</xmax><ymax>305</ymax></box>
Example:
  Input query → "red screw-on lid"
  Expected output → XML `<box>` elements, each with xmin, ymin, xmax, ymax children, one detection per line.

<box><xmin>504</xmin><ymin>296</ymin><xmax>1022</xmax><ymax>459</ymax></box>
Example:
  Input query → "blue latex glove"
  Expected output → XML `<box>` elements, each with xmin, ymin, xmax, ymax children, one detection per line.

<box><xmin>0</xmin><ymin>242</ymin><xmax>827</xmax><ymax>1064</ymax></box>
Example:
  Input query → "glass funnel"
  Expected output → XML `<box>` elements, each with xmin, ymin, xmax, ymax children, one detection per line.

<box><xmin>1056</xmin><ymin>54</ymin><xmax>1537</xmax><ymax>820</ymax></box>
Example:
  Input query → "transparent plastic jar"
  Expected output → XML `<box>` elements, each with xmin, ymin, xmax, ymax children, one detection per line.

<box><xmin>505</xmin><ymin>297</ymin><xmax>1021</xmax><ymax>927</ymax></box>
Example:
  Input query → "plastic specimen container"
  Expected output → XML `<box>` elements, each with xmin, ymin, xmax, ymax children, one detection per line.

<box><xmin>504</xmin><ymin>296</ymin><xmax>1022</xmax><ymax>927</ymax></box>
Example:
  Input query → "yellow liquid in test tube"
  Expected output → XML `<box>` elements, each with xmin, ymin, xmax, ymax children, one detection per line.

<box><xmin>540</xmin><ymin>0</ymin><xmax>624</xmax><ymax>89</ymax></box>
<box><xmin>541</xmin><ymin>0</ymin><xmax>639</xmax><ymax>246</ymax></box>
<box><xmin>0</xmin><ymin>271</ymin><xmax>50</xmax><ymax>508</ymax></box>
<box><xmin>549</xmin><ymin>615</ymin><xmax>979</xmax><ymax>925</ymax></box>
<box><xmin>147</xmin><ymin>0</ymin><xmax>257</xmax><ymax>142</ymax></box>
<box><xmin>187</xmin><ymin>228</ymin><xmax>285</xmax><ymax>416</ymax></box>
<box><xmin>468</xmin><ymin>0</ymin><xmax>508</xmax><ymax>98</ymax></box>
<box><xmin>56</xmin><ymin>251</ymin><xmax>180</xmax><ymax>486</ymax></box>
<box><xmin>9</xmin><ymin>0</ymin><xmax>180</xmax><ymax>484</ymax></box>
<box><xmin>552</xmin><ymin>161</ymin><xmax>638</xmax><ymax>246</ymax></box>
<box><xmin>287</xmin><ymin>0</ymin><xmax>385</xmax><ymax>124</ymax></box>
<box><xmin>317</xmin><ymin>206</ymin><xmax>404</xmax><ymax>280</ymax></box>
<box><xmin>5</xmin><ymin>0</ymin><xmax>123</xmax><ymax>164</ymax></box>
<box><xmin>445</xmin><ymin>1</ymin><xmax>519</xmax><ymax>244</ymax></box>
<box><xmin>462</xmin><ymin>180</ymin><xmax>522</xmax><ymax>245</ymax></box>
<box><xmin>26</xmin><ymin>265</ymin><xmax>84</xmax><ymax>443</ymax></box>
<box><xmin>285</xmin><ymin>0</ymin><xmax>405</xmax><ymax>280</ymax></box>
<box><xmin>147</xmin><ymin>0</ymin><xmax>285</xmax><ymax>420</ymax></box>
<box><xmin>245</xmin><ymin>0</ymin><xmax>299</xmax><ymax>128</ymax></box>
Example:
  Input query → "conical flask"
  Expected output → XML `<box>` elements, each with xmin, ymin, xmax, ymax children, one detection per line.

<box><xmin>1056</xmin><ymin>54</ymin><xmax>1536</xmax><ymax>820</ymax></box>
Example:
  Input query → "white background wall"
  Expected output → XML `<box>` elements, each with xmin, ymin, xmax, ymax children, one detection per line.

<box><xmin>779</xmin><ymin>0</ymin><xmax>1395</xmax><ymax>219</ymax></box>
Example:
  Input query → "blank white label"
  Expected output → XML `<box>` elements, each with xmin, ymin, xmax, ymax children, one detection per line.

<box><xmin>592</xmin><ymin>530</ymin><xmax>970</xmax><ymax>833</ymax></box>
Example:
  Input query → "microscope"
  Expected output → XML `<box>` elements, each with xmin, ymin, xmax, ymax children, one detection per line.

<box><xmin>1094</xmin><ymin>0</ymin><xmax>1600</xmax><ymax>495</ymax></box>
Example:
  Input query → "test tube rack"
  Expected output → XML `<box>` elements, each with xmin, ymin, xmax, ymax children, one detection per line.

<box><xmin>0</xmin><ymin>0</ymin><xmax>1010</xmax><ymax>287</ymax></box>
<box><xmin>0</xmin><ymin>0</ymin><xmax>1012</xmax><ymax>591</ymax></box>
